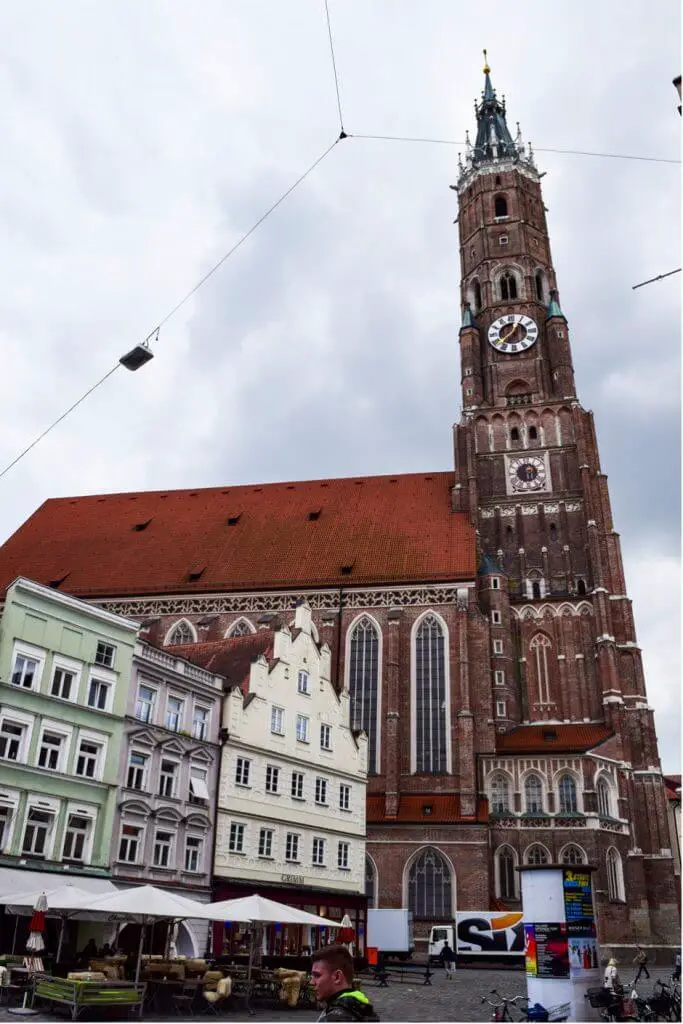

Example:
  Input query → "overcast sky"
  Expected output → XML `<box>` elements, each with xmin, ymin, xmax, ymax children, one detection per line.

<box><xmin>0</xmin><ymin>1</ymin><xmax>679</xmax><ymax>770</ymax></box>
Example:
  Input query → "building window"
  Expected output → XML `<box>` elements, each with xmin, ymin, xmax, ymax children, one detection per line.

<box><xmin>549</xmin><ymin>522</ymin><xmax>558</xmax><ymax>543</ymax></box>
<box><xmin>235</xmin><ymin>758</ymin><xmax>251</xmax><ymax>787</ymax></box>
<box><xmin>51</xmin><ymin>668</ymin><xmax>75</xmax><ymax>701</ymax></box>
<box><xmin>22</xmin><ymin>809</ymin><xmax>54</xmax><ymax>858</ymax></box>
<box><xmin>127</xmin><ymin>752</ymin><xmax>148</xmax><ymax>790</ymax></box>
<box><xmin>265</xmin><ymin>765</ymin><xmax>280</xmax><ymax>794</ymax></box>
<box><xmin>88</xmin><ymin>677</ymin><xmax>111</xmax><ymax>712</ymax></box>
<box><xmin>320</xmin><ymin>725</ymin><xmax>332</xmax><ymax>750</ymax></box>
<box><xmin>500</xmin><ymin>272</ymin><xmax>518</xmax><ymax>301</ymax></box>
<box><xmin>0</xmin><ymin>721</ymin><xmax>25</xmax><ymax>762</ymax></box>
<box><xmin>525</xmin><ymin>844</ymin><xmax>549</xmax><ymax>865</ymax></box>
<box><xmin>365</xmin><ymin>856</ymin><xmax>376</xmax><ymax>907</ymax></box>
<box><xmin>185</xmin><ymin>835</ymin><xmax>202</xmax><ymax>872</ymax></box>
<box><xmin>510</xmin><ymin>427</ymin><xmax>519</xmax><ymax>443</ymax></box>
<box><xmin>408</xmin><ymin>848</ymin><xmax>452</xmax><ymax>919</ymax></box>
<box><xmin>291</xmin><ymin>772</ymin><xmax>304</xmax><ymax>800</ymax></box>
<box><xmin>491</xmin><ymin>773</ymin><xmax>511</xmax><ymax>813</ymax></box>
<box><xmin>298</xmin><ymin>671</ymin><xmax>311</xmax><ymax>695</ymax></box>
<box><xmin>315</xmin><ymin>778</ymin><xmax>328</xmax><ymax>805</ymax></box>
<box><xmin>296</xmin><ymin>715</ymin><xmax>310</xmax><ymax>744</ymax></box>
<box><xmin>258</xmin><ymin>829</ymin><xmax>273</xmax><ymax>858</ymax></box>
<box><xmin>168</xmin><ymin>621</ymin><xmax>194</xmax><ymax>645</ymax></box>
<box><xmin>135</xmin><ymin>685</ymin><xmax>156</xmax><ymax>723</ymax></box>
<box><xmin>494</xmin><ymin>670</ymin><xmax>505</xmax><ymax>685</ymax></box>
<box><xmin>338</xmin><ymin>842</ymin><xmax>350</xmax><ymax>870</ymax></box>
<box><xmin>165</xmin><ymin>696</ymin><xmax>184</xmax><ymax>732</ymax></box>
<box><xmin>192</xmin><ymin>706</ymin><xmax>210</xmax><ymax>741</ymax></box>
<box><xmin>227</xmin><ymin>618</ymin><xmax>254</xmax><ymax>638</ymax></box>
<box><xmin>159</xmin><ymin>760</ymin><xmax>177</xmax><ymax>798</ymax></box>
<box><xmin>597</xmin><ymin>778</ymin><xmax>612</xmax><ymax>817</ymax></box>
<box><xmin>12</xmin><ymin>654</ymin><xmax>39</xmax><ymax>689</ymax></box>
<box><xmin>339</xmin><ymin>784</ymin><xmax>351</xmax><ymax>811</ymax></box>
<box><xmin>312</xmin><ymin>837</ymin><xmax>326</xmax><ymax>866</ymax></box>
<box><xmin>414</xmin><ymin>614</ymin><xmax>448</xmax><ymax>773</ymax></box>
<box><xmin>497</xmin><ymin>845</ymin><xmax>517</xmax><ymax>899</ymax></box>
<box><xmin>95</xmin><ymin>642</ymin><xmax>116</xmax><ymax>668</ymax></box>
<box><xmin>189</xmin><ymin>765</ymin><xmax>209</xmax><ymax>804</ymax></box>
<box><xmin>0</xmin><ymin>805</ymin><xmax>14</xmax><ymax>852</ymax></box>
<box><xmin>576</xmin><ymin>578</ymin><xmax>587</xmax><ymax>596</ymax></box>
<box><xmin>493</xmin><ymin>640</ymin><xmax>504</xmax><ymax>655</ymax></box>
<box><xmin>75</xmin><ymin>740</ymin><xmax>100</xmax><ymax>779</ymax></box>
<box><xmin>535</xmin><ymin>270</ymin><xmax>545</xmax><ymax>302</ymax></box>
<box><xmin>473</xmin><ymin>279</ymin><xmax>482</xmax><ymax>312</ymax></box>
<box><xmin>528</xmin><ymin>425</ymin><xmax>538</xmax><ymax>440</ymax></box>
<box><xmin>506</xmin><ymin>524</ymin><xmax>514</xmax><ymax>546</ymax></box>
<box><xmin>531</xmin><ymin>580</ymin><xmax>542</xmax><ymax>599</ymax></box>
<box><xmin>524</xmin><ymin>774</ymin><xmax>544</xmax><ymax>813</ymax></box>
<box><xmin>153</xmin><ymin>830</ymin><xmax>173</xmax><ymax>867</ymax></box>
<box><xmin>285</xmin><ymin>833</ymin><xmax>300</xmax><ymax>862</ymax></box>
<box><xmin>38</xmin><ymin>731</ymin><xmax>64</xmax><ymax>771</ymax></box>
<box><xmin>558</xmin><ymin>774</ymin><xmax>578</xmax><ymax>813</ymax></box>
<box><xmin>271</xmin><ymin>706</ymin><xmax>285</xmax><ymax>735</ymax></box>
<box><xmin>491</xmin><ymin>610</ymin><xmax>501</xmax><ymax>625</ymax></box>
<box><xmin>348</xmin><ymin>616</ymin><xmax>380</xmax><ymax>773</ymax></box>
<box><xmin>499</xmin><ymin>235</ymin><xmax>509</xmax><ymax>246</ymax></box>
<box><xmin>561</xmin><ymin>845</ymin><xmax>586</xmax><ymax>865</ymax></box>
<box><xmin>494</xmin><ymin>195</ymin><xmax>508</xmax><ymax>218</ymax></box>
<box><xmin>496</xmin><ymin>701</ymin><xmax>506</xmax><ymax>718</ymax></box>
<box><xmin>118</xmin><ymin>824</ymin><xmax>142</xmax><ymax>863</ymax></box>
<box><xmin>229</xmin><ymin>823</ymin><xmax>245</xmax><ymax>854</ymax></box>
<box><xmin>491</xmin><ymin>577</ymin><xmax>500</xmax><ymax>590</ymax></box>
<box><xmin>606</xmin><ymin>847</ymin><xmax>625</xmax><ymax>901</ymax></box>
<box><xmin>530</xmin><ymin>633</ymin><xmax>552</xmax><ymax>703</ymax></box>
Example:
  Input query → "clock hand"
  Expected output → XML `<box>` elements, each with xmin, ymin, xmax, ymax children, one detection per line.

<box><xmin>500</xmin><ymin>322</ymin><xmax>517</xmax><ymax>343</ymax></box>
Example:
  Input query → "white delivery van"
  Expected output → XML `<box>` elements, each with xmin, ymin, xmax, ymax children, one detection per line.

<box><xmin>366</xmin><ymin>909</ymin><xmax>414</xmax><ymax>960</ymax></box>
<box><xmin>428</xmin><ymin>924</ymin><xmax>455</xmax><ymax>962</ymax></box>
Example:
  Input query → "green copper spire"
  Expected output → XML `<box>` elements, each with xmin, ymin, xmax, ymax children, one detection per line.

<box><xmin>546</xmin><ymin>289</ymin><xmax>567</xmax><ymax>321</ymax></box>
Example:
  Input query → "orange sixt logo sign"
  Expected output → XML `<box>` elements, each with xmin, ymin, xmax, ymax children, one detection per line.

<box><xmin>456</xmin><ymin>912</ymin><xmax>524</xmax><ymax>955</ymax></box>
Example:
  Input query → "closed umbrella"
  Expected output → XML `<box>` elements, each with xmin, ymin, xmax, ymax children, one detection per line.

<box><xmin>26</xmin><ymin>893</ymin><xmax>47</xmax><ymax>954</ymax></box>
<box><xmin>338</xmin><ymin>914</ymin><xmax>355</xmax><ymax>951</ymax></box>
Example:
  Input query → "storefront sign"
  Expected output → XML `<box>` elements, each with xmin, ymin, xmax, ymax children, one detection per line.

<box><xmin>456</xmin><ymin>911</ymin><xmax>524</xmax><ymax>955</ymax></box>
<box><xmin>281</xmin><ymin>874</ymin><xmax>305</xmax><ymax>885</ymax></box>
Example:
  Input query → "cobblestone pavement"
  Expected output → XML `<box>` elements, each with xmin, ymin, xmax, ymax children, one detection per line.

<box><xmin>1</xmin><ymin>968</ymin><xmax>676</xmax><ymax>1023</ymax></box>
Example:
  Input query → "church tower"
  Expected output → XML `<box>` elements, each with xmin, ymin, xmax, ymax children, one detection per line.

<box><xmin>452</xmin><ymin>55</ymin><xmax>678</xmax><ymax>947</ymax></box>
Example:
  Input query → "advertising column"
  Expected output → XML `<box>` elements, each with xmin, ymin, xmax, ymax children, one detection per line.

<box><xmin>519</xmin><ymin>864</ymin><xmax>601</xmax><ymax>1021</ymax></box>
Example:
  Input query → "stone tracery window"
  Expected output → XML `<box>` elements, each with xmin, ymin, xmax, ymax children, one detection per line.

<box><xmin>561</xmin><ymin>844</ymin><xmax>586</xmax><ymax>865</ymax></box>
<box><xmin>530</xmin><ymin>633</ymin><xmax>552</xmax><ymax>703</ymax></box>
<box><xmin>524</xmin><ymin>774</ymin><xmax>544</xmax><ymax>813</ymax></box>
<box><xmin>558</xmin><ymin>774</ymin><xmax>578</xmax><ymax>813</ymax></box>
<box><xmin>167</xmin><ymin>620</ymin><xmax>195</xmax><ymax>646</ymax></box>
<box><xmin>408</xmin><ymin>848</ymin><xmax>452</xmax><ymax>919</ymax></box>
<box><xmin>524</xmin><ymin>844</ymin><xmax>549</xmax><ymax>865</ymax></box>
<box><xmin>227</xmin><ymin>618</ymin><xmax>254</xmax><ymax>638</ymax></box>
<box><xmin>496</xmin><ymin>845</ymin><xmax>518</xmax><ymax>899</ymax></box>
<box><xmin>349</xmin><ymin>616</ymin><xmax>380</xmax><ymax>773</ymax></box>
<box><xmin>597</xmin><ymin>778</ymin><xmax>612</xmax><ymax>817</ymax></box>
<box><xmin>606</xmin><ymin>847</ymin><xmax>625</xmax><ymax>901</ymax></box>
<box><xmin>490</xmin><ymin>773</ymin><xmax>511</xmax><ymax>813</ymax></box>
<box><xmin>414</xmin><ymin>615</ymin><xmax>448</xmax><ymax>773</ymax></box>
<box><xmin>500</xmin><ymin>271</ymin><xmax>518</xmax><ymax>301</ymax></box>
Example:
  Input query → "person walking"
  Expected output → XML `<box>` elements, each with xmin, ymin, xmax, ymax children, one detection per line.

<box><xmin>439</xmin><ymin>941</ymin><xmax>456</xmax><ymax>979</ymax></box>
<box><xmin>632</xmin><ymin>946</ymin><xmax>650</xmax><ymax>984</ymax></box>
<box><xmin>311</xmin><ymin>944</ymin><xmax>379</xmax><ymax>1021</ymax></box>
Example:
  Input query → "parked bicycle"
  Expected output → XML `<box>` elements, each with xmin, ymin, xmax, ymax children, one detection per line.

<box><xmin>481</xmin><ymin>989</ymin><xmax>570</xmax><ymax>1022</ymax></box>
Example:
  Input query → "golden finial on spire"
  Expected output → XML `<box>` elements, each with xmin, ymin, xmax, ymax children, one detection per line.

<box><xmin>483</xmin><ymin>48</ymin><xmax>491</xmax><ymax>74</ymax></box>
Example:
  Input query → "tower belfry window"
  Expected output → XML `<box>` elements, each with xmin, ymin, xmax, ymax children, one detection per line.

<box><xmin>535</xmin><ymin>270</ymin><xmax>545</xmax><ymax>301</ymax></box>
<box><xmin>474</xmin><ymin>280</ymin><xmax>482</xmax><ymax>312</ymax></box>
<box><xmin>500</xmin><ymin>273</ymin><xmax>518</xmax><ymax>301</ymax></box>
<box><xmin>494</xmin><ymin>195</ymin><xmax>508</xmax><ymax>218</ymax></box>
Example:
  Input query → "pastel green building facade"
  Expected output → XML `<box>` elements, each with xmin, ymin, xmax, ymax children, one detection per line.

<box><xmin>0</xmin><ymin>578</ymin><xmax>138</xmax><ymax>878</ymax></box>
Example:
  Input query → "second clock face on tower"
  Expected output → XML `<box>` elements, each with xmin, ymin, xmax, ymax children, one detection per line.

<box><xmin>488</xmin><ymin>314</ymin><xmax>539</xmax><ymax>354</ymax></box>
<box><xmin>508</xmin><ymin>455</ymin><xmax>547</xmax><ymax>492</ymax></box>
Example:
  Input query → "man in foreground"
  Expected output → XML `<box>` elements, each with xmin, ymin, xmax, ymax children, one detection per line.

<box><xmin>311</xmin><ymin>945</ymin><xmax>380</xmax><ymax>1021</ymax></box>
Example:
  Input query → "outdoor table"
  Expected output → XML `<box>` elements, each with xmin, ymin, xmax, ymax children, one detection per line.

<box><xmin>144</xmin><ymin>977</ymin><xmax>203</xmax><ymax>1014</ymax></box>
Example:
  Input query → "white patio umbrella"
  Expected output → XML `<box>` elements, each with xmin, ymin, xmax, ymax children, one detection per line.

<box><xmin>4</xmin><ymin>883</ymin><xmax>95</xmax><ymax>961</ymax></box>
<box><xmin>83</xmin><ymin>884</ymin><xmax>211</xmax><ymax>983</ymax></box>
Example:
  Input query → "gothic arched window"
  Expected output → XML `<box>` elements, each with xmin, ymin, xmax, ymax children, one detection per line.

<box><xmin>496</xmin><ymin>846</ymin><xmax>517</xmax><ymax>899</ymax></box>
<box><xmin>535</xmin><ymin>270</ymin><xmax>545</xmax><ymax>301</ymax></box>
<box><xmin>506</xmin><ymin>525</ymin><xmax>515</xmax><ymax>547</ymax></box>
<box><xmin>490</xmin><ymin>773</ymin><xmax>511</xmax><ymax>814</ymax></box>
<box><xmin>576</xmin><ymin>579</ymin><xmax>587</xmax><ymax>596</ymax></box>
<box><xmin>530</xmin><ymin>633</ymin><xmax>552</xmax><ymax>703</ymax></box>
<box><xmin>606</xmin><ymin>847</ymin><xmax>625</xmax><ymax>901</ymax></box>
<box><xmin>473</xmin><ymin>279</ymin><xmax>482</xmax><ymax>312</ymax></box>
<box><xmin>549</xmin><ymin>523</ymin><xmax>558</xmax><ymax>543</ymax></box>
<box><xmin>597</xmin><ymin>778</ymin><xmax>612</xmax><ymax>818</ymax></box>
<box><xmin>408</xmin><ymin>849</ymin><xmax>452</xmax><ymax>919</ymax></box>
<box><xmin>532</xmin><ymin>580</ymin><xmax>541</xmax><ymax>600</ymax></box>
<box><xmin>494</xmin><ymin>195</ymin><xmax>508</xmax><ymax>218</ymax></box>
<box><xmin>528</xmin><ymin>425</ymin><xmax>538</xmax><ymax>441</ymax></box>
<box><xmin>348</xmin><ymin>616</ymin><xmax>380</xmax><ymax>773</ymax></box>
<box><xmin>510</xmin><ymin>427</ymin><xmax>520</xmax><ymax>443</ymax></box>
<box><xmin>524</xmin><ymin>844</ymin><xmax>549</xmax><ymax>865</ymax></box>
<box><xmin>524</xmin><ymin>774</ymin><xmax>544</xmax><ymax>814</ymax></box>
<box><xmin>227</xmin><ymin>618</ymin><xmax>254</xmax><ymax>638</ymax></box>
<box><xmin>558</xmin><ymin>774</ymin><xmax>578</xmax><ymax>814</ymax></box>
<box><xmin>500</xmin><ymin>272</ymin><xmax>518</xmax><ymax>301</ymax></box>
<box><xmin>167</xmin><ymin>620</ymin><xmax>195</xmax><ymax>646</ymax></box>
<box><xmin>561</xmin><ymin>844</ymin><xmax>586</xmax><ymax>865</ymax></box>
<box><xmin>414</xmin><ymin>615</ymin><xmax>448</xmax><ymax>773</ymax></box>
<box><xmin>365</xmin><ymin>856</ymin><xmax>376</xmax><ymax>908</ymax></box>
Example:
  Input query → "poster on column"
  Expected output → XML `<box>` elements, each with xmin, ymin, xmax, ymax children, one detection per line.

<box><xmin>534</xmin><ymin>923</ymin><xmax>569</xmax><ymax>979</ymax></box>
<box><xmin>524</xmin><ymin>924</ymin><xmax>538</xmax><ymax>977</ymax></box>
<box><xmin>562</xmin><ymin>869</ymin><xmax>594</xmax><ymax>922</ymax></box>
<box><xmin>567</xmin><ymin>921</ymin><xmax>600</xmax><ymax>977</ymax></box>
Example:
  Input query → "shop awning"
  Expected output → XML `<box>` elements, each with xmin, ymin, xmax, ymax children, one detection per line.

<box><xmin>0</xmin><ymin>867</ymin><xmax>116</xmax><ymax>901</ymax></box>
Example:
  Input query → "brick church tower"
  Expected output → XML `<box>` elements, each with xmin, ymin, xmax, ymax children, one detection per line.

<box><xmin>452</xmin><ymin>57</ymin><xmax>679</xmax><ymax>948</ymax></box>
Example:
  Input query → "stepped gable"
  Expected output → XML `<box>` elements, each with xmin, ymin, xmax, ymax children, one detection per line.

<box><xmin>0</xmin><ymin>471</ymin><xmax>475</xmax><ymax>598</ymax></box>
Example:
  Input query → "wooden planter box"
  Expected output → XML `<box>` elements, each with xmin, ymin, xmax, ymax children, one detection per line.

<box><xmin>32</xmin><ymin>976</ymin><xmax>146</xmax><ymax>1020</ymax></box>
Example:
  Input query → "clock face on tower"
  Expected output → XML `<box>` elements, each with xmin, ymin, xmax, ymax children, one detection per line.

<box><xmin>507</xmin><ymin>455</ymin><xmax>547</xmax><ymax>492</ymax></box>
<box><xmin>488</xmin><ymin>314</ymin><xmax>539</xmax><ymax>354</ymax></box>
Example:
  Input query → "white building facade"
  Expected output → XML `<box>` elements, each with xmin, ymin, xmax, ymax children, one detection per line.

<box><xmin>213</xmin><ymin>600</ymin><xmax>368</xmax><ymax>955</ymax></box>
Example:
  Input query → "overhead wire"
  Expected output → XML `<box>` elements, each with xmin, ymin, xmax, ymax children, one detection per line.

<box><xmin>632</xmin><ymin>267</ymin><xmax>681</xmax><ymax>290</ymax></box>
<box><xmin>323</xmin><ymin>0</ymin><xmax>345</xmax><ymax>134</ymax></box>
<box><xmin>0</xmin><ymin>138</ymin><xmax>340</xmax><ymax>482</ymax></box>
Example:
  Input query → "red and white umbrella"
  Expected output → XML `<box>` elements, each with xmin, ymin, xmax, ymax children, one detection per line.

<box><xmin>26</xmin><ymin>892</ymin><xmax>47</xmax><ymax>953</ymax></box>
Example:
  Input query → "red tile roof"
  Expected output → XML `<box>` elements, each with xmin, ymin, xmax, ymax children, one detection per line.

<box><xmin>0</xmin><ymin>472</ymin><xmax>475</xmax><ymax>598</ymax></box>
<box><xmin>367</xmin><ymin>794</ymin><xmax>488</xmax><ymax>823</ymax></box>
<box><xmin>169</xmin><ymin>633</ymin><xmax>274</xmax><ymax>691</ymax></box>
<box><xmin>664</xmin><ymin>774</ymin><xmax>681</xmax><ymax>800</ymax></box>
<box><xmin>496</xmin><ymin>723</ymin><xmax>613</xmax><ymax>754</ymax></box>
